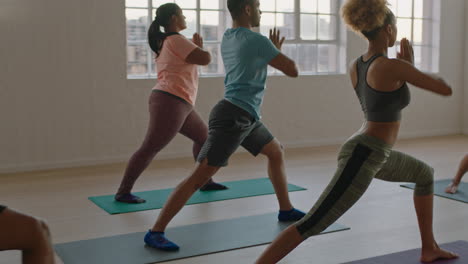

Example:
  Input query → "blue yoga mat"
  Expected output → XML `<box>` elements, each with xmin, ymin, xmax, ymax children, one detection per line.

<box><xmin>55</xmin><ymin>212</ymin><xmax>349</xmax><ymax>264</ymax></box>
<box><xmin>401</xmin><ymin>179</ymin><xmax>467</xmax><ymax>204</ymax></box>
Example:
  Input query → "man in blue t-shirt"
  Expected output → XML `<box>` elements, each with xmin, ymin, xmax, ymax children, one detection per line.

<box><xmin>144</xmin><ymin>0</ymin><xmax>304</xmax><ymax>251</ymax></box>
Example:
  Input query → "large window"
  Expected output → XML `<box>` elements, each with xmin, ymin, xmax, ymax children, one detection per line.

<box><xmin>126</xmin><ymin>0</ymin><xmax>345</xmax><ymax>78</ymax></box>
<box><xmin>259</xmin><ymin>0</ymin><xmax>345</xmax><ymax>75</ymax></box>
<box><xmin>387</xmin><ymin>0</ymin><xmax>440</xmax><ymax>72</ymax></box>
<box><xmin>126</xmin><ymin>0</ymin><xmax>440</xmax><ymax>78</ymax></box>
<box><xmin>126</xmin><ymin>0</ymin><xmax>230</xmax><ymax>78</ymax></box>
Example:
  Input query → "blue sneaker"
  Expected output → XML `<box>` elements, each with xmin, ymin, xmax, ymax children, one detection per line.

<box><xmin>278</xmin><ymin>208</ymin><xmax>306</xmax><ymax>222</ymax></box>
<box><xmin>144</xmin><ymin>231</ymin><xmax>179</xmax><ymax>251</ymax></box>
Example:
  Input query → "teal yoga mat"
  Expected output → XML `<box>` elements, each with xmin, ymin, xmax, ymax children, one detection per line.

<box><xmin>55</xmin><ymin>213</ymin><xmax>350</xmax><ymax>264</ymax></box>
<box><xmin>401</xmin><ymin>179</ymin><xmax>467</xmax><ymax>204</ymax></box>
<box><xmin>89</xmin><ymin>178</ymin><xmax>307</xmax><ymax>214</ymax></box>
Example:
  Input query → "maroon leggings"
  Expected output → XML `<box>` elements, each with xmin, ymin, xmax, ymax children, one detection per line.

<box><xmin>117</xmin><ymin>91</ymin><xmax>208</xmax><ymax>194</ymax></box>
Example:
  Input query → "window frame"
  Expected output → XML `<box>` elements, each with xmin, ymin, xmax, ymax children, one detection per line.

<box><xmin>126</xmin><ymin>0</ymin><xmax>346</xmax><ymax>79</ymax></box>
<box><xmin>258</xmin><ymin>0</ymin><xmax>345</xmax><ymax>75</ymax></box>
<box><xmin>387</xmin><ymin>0</ymin><xmax>440</xmax><ymax>73</ymax></box>
<box><xmin>125</xmin><ymin>0</ymin><xmax>440</xmax><ymax>78</ymax></box>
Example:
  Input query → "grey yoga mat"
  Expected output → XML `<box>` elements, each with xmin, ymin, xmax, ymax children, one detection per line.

<box><xmin>55</xmin><ymin>213</ymin><xmax>349</xmax><ymax>264</ymax></box>
<box><xmin>343</xmin><ymin>240</ymin><xmax>467</xmax><ymax>264</ymax></box>
<box><xmin>401</xmin><ymin>179</ymin><xmax>468</xmax><ymax>204</ymax></box>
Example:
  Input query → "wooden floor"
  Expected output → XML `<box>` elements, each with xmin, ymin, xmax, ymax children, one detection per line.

<box><xmin>1</xmin><ymin>135</ymin><xmax>467</xmax><ymax>264</ymax></box>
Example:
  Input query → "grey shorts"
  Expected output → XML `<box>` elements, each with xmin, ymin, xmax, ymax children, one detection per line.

<box><xmin>197</xmin><ymin>100</ymin><xmax>274</xmax><ymax>167</ymax></box>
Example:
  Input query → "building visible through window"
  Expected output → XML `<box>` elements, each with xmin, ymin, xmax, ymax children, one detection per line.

<box><xmin>387</xmin><ymin>0</ymin><xmax>440</xmax><ymax>72</ymax></box>
<box><xmin>126</xmin><ymin>0</ymin><xmax>440</xmax><ymax>78</ymax></box>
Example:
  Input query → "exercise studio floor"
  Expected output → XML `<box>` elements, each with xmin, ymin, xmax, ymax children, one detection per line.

<box><xmin>1</xmin><ymin>135</ymin><xmax>467</xmax><ymax>264</ymax></box>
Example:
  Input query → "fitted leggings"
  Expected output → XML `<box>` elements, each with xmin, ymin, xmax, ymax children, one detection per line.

<box><xmin>117</xmin><ymin>90</ymin><xmax>208</xmax><ymax>194</ymax></box>
<box><xmin>295</xmin><ymin>134</ymin><xmax>434</xmax><ymax>238</ymax></box>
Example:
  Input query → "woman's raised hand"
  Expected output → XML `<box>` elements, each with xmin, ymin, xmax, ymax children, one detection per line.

<box><xmin>397</xmin><ymin>38</ymin><xmax>414</xmax><ymax>65</ymax></box>
<box><xmin>192</xmin><ymin>33</ymin><xmax>203</xmax><ymax>48</ymax></box>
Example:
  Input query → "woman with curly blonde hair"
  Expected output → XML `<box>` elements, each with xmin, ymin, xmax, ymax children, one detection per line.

<box><xmin>255</xmin><ymin>0</ymin><xmax>459</xmax><ymax>263</ymax></box>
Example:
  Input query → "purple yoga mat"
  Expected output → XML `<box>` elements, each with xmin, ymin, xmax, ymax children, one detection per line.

<box><xmin>343</xmin><ymin>241</ymin><xmax>467</xmax><ymax>264</ymax></box>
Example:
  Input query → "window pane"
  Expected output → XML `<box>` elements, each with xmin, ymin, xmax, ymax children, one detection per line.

<box><xmin>277</xmin><ymin>0</ymin><xmax>294</xmax><ymax>12</ymax></box>
<box><xmin>413</xmin><ymin>19</ymin><xmax>423</xmax><ymax>44</ymax></box>
<box><xmin>276</xmin><ymin>13</ymin><xmax>295</xmax><ymax>40</ymax></box>
<box><xmin>318</xmin><ymin>0</ymin><xmax>332</xmax><ymax>13</ymax></box>
<box><xmin>414</xmin><ymin>46</ymin><xmax>432</xmax><ymax>72</ymax></box>
<box><xmin>387</xmin><ymin>46</ymin><xmax>397</xmax><ymax>59</ymax></box>
<box><xmin>127</xmin><ymin>44</ymin><xmax>149</xmax><ymax>75</ymax></box>
<box><xmin>224</xmin><ymin>11</ymin><xmax>233</xmax><ymax>29</ymax></box>
<box><xmin>387</xmin><ymin>0</ymin><xmax>397</xmax><ymax>14</ymax></box>
<box><xmin>297</xmin><ymin>44</ymin><xmax>317</xmax><ymax>73</ymax></box>
<box><xmin>318</xmin><ymin>44</ymin><xmax>337</xmax><ymax>72</ymax></box>
<box><xmin>396</xmin><ymin>18</ymin><xmax>412</xmax><ymax>40</ymax></box>
<box><xmin>153</xmin><ymin>0</ymin><xmax>173</xmax><ymax>8</ymax></box>
<box><xmin>414</xmin><ymin>0</ymin><xmax>423</xmax><ymax>18</ymax></box>
<box><xmin>175</xmin><ymin>0</ymin><xmax>196</xmax><ymax>9</ymax></box>
<box><xmin>201</xmin><ymin>11</ymin><xmax>222</xmax><ymax>41</ymax></box>
<box><xmin>201</xmin><ymin>44</ymin><xmax>222</xmax><ymax>74</ymax></box>
<box><xmin>260</xmin><ymin>0</ymin><xmax>275</xmax><ymax>12</ymax></box>
<box><xmin>154</xmin><ymin>0</ymin><xmax>196</xmax><ymax>8</ymax></box>
<box><xmin>201</xmin><ymin>0</ymin><xmax>220</xmax><ymax>9</ymax></box>
<box><xmin>181</xmin><ymin>10</ymin><xmax>197</xmax><ymax>38</ymax></box>
<box><xmin>397</xmin><ymin>0</ymin><xmax>412</xmax><ymax>17</ymax></box>
<box><xmin>260</xmin><ymin>12</ymin><xmax>276</xmax><ymax>36</ymax></box>
<box><xmin>282</xmin><ymin>44</ymin><xmax>297</xmax><ymax>63</ymax></box>
<box><xmin>126</xmin><ymin>9</ymin><xmax>148</xmax><ymax>41</ymax></box>
<box><xmin>301</xmin><ymin>14</ymin><xmax>317</xmax><ymax>40</ymax></box>
<box><xmin>260</xmin><ymin>13</ymin><xmax>294</xmax><ymax>39</ymax></box>
<box><xmin>318</xmin><ymin>15</ymin><xmax>336</xmax><ymax>40</ymax></box>
<box><xmin>413</xmin><ymin>45</ymin><xmax>422</xmax><ymax>70</ymax></box>
<box><xmin>126</xmin><ymin>0</ymin><xmax>148</xmax><ymax>8</ymax></box>
<box><xmin>301</xmin><ymin>0</ymin><xmax>317</xmax><ymax>13</ymax></box>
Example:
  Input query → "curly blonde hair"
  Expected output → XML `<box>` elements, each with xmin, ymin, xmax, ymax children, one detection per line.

<box><xmin>341</xmin><ymin>0</ymin><xmax>394</xmax><ymax>39</ymax></box>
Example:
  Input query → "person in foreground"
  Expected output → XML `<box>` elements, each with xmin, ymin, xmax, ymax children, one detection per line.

<box><xmin>0</xmin><ymin>205</ymin><xmax>56</xmax><ymax>264</ymax></box>
<box><xmin>144</xmin><ymin>0</ymin><xmax>305</xmax><ymax>251</ymax></box>
<box><xmin>445</xmin><ymin>154</ymin><xmax>467</xmax><ymax>194</ymax></box>
<box><xmin>114</xmin><ymin>3</ymin><xmax>227</xmax><ymax>204</ymax></box>
<box><xmin>255</xmin><ymin>0</ymin><xmax>458</xmax><ymax>263</ymax></box>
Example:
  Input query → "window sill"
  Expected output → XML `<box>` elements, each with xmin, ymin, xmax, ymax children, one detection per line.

<box><xmin>127</xmin><ymin>72</ymin><xmax>348</xmax><ymax>80</ymax></box>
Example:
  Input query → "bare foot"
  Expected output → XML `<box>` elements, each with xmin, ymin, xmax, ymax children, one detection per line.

<box><xmin>420</xmin><ymin>244</ymin><xmax>459</xmax><ymax>263</ymax></box>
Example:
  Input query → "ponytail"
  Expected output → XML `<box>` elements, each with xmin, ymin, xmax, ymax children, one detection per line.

<box><xmin>148</xmin><ymin>3</ymin><xmax>180</xmax><ymax>57</ymax></box>
<box><xmin>148</xmin><ymin>19</ymin><xmax>166</xmax><ymax>56</ymax></box>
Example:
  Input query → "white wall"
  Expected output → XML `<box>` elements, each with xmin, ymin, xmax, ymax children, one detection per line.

<box><xmin>0</xmin><ymin>0</ymin><xmax>466</xmax><ymax>173</ymax></box>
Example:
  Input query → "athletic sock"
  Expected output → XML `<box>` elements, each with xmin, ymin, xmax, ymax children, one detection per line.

<box><xmin>278</xmin><ymin>208</ymin><xmax>306</xmax><ymax>222</ymax></box>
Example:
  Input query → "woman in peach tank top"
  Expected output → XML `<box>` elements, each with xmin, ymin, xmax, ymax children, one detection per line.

<box><xmin>115</xmin><ymin>3</ymin><xmax>227</xmax><ymax>203</ymax></box>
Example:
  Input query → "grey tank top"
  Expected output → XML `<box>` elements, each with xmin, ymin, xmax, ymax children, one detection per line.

<box><xmin>355</xmin><ymin>54</ymin><xmax>410</xmax><ymax>122</ymax></box>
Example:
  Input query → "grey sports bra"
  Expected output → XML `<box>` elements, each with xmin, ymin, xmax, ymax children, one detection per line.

<box><xmin>355</xmin><ymin>54</ymin><xmax>410</xmax><ymax>122</ymax></box>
